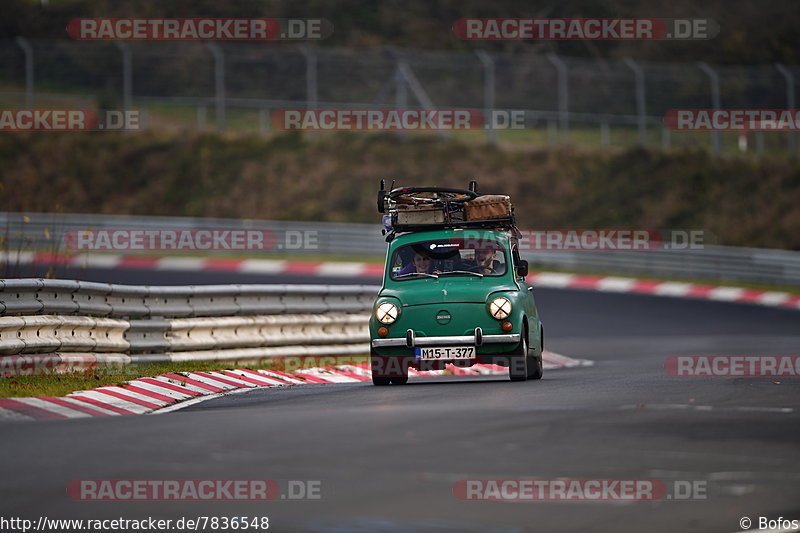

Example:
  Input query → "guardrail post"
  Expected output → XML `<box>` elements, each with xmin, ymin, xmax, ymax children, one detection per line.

<box><xmin>113</xmin><ymin>41</ymin><xmax>132</xmax><ymax>114</ymax></box>
<box><xmin>775</xmin><ymin>63</ymin><xmax>796</xmax><ymax>155</ymax></box>
<box><xmin>600</xmin><ymin>120</ymin><xmax>610</xmax><ymax>148</ymax></box>
<box><xmin>298</xmin><ymin>46</ymin><xmax>318</xmax><ymax>110</ymax></box>
<box><xmin>259</xmin><ymin>108</ymin><xmax>270</xmax><ymax>135</ymax></box>
<box><xmin>394</xmin><ymin>56</ymin><xmax>408</xmax><ymax>141</ymax></box>
<box><xmin>697</xmin><ymin>62</ymin><xmax>721</xmax><ymax>156</ymax></box>
<box><xmin>197</xmin><ymin>105</ymin><xmax>207</xmax><ymax>129</ymax></box>
<box><xmin>476</xmin><ymin>50</ymin><xmax>496</xmax><ymax>145</ymax></box>
<box><xmin>205</xmin><ymin>42</ymin><xmax>226</xmax><ymax>131</ymax></box>
<box><xmin>546</xmin><ymin>53</ymin><xmax>569</xmax><ymax>140</ymax></box>
<box><xmin>15</xmin><ymin>37</ymin><xmax>34</xmax><ymax>108</ymax></box>
<box><xmin>623</xmin><ymin>57</ymin><xmax>647</xmax><ymax>146</ymax></box>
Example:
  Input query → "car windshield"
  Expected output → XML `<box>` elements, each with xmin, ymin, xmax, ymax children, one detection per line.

<box><xmin>390</xmin><ymin>239</ymin><xmax>507</xmax><ymax>280</ymax></box>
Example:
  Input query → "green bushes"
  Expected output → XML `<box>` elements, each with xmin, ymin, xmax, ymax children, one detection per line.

<box><xmin>1</xmin><ymin>132</ymin><xmax>798</xmax><ymax>249</ymax></box>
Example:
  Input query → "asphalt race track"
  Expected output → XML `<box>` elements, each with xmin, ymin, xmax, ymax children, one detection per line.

<box><xmin>1</xmin><ymin>266</ymin><xmax>799</xmax><ymax>532</ymax></box>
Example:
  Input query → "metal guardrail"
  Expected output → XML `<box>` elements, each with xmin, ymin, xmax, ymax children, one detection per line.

<box><xmin>0</xmin><ymin>280</ymin><xmax>380</xmax><ymax>373</ymax></box>
<box><xmin>2</xmin><ymin>212</ymin><xmax>800</xmax><ymax>287</ymax></box>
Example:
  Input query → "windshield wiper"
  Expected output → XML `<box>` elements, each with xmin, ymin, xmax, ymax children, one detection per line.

<box><xmin>394</xmin><ymin>272</ymin><xmax>439</xmax><ymax>279</ymax></box>
<box><xmin>436</xmin><ymin>270</ymin><xmax>484</xmax><ymax>278</ymax></box>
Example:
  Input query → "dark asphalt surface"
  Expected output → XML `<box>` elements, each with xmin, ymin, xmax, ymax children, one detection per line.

<box><xmin>1</xmin><ymin>266</ymin><xmax>799</xmax><ymax>532</ymax></box>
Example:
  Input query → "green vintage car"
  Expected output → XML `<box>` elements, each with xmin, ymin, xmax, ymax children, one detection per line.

<box><xmin>369</xmin><ymin>183</ymin><xmax>544</xmax><ymax>385</ymax></box>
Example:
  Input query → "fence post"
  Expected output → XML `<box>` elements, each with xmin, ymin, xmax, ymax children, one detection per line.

<box><xmin>15</xmin><ymin>37</ymin><xmax>34</xmax><ymax>108</ymax></box>
<box><xmin>205</xmin><ymin>42</ymin><xmax>225</xmax><ymax>131</ymax></box>
<box><xmin>775</xmin><ymin>63</ymin><xmax>796</xmax><ymax>155</ymax></box>
<box><xmin>476</xmin><ymin>50</ymin><xmax>496</xmax><ymax>145</ymax></box>
<box><xmin>547</xmin><ymin>54</ymin><xmax>569</xmax><ymax>140</ymax></box>
<box><xmin>600</xmin><ymin>120</ymin><xmax>610</xmax><ymax>148</ymax></box>
<box><xmin>623</xmin><ymin>57</ymin><xmax>647</xmax><ymax>146</ymax></box>
<box><xmin>298</xmin><ymin>46</ymin><xmax>318</xmax><ymax>110</ymax></box>
<box><xmin>697</xmin><ymin>62</ymin><xmax>721</xmax><ymax>156</ymax></box>
<box><xmin>259</xmin><ymin>108</ymin><xmax>270</xmax><ymax>135</ymax></box>
<box><xmin>113</xmin><ymin>41</ymin><xmax>132</xmax><ymax>114</ymax></box>
<box><xmin>197</xmin><ymin>105</ymin><xmax>207</xmax><ymax>129</ymax></box>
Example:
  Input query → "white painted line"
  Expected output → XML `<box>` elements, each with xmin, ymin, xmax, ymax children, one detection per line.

<box><xmin>150</xmin><ymin>388</ymin><xmax>253</xmax><ymax>415</ymax></box>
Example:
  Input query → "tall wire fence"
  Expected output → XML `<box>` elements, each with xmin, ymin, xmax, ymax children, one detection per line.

<box><xmin>1</xmin><ymin>39</ymin><xmax>798</xmax><ymax>156</ymax></box>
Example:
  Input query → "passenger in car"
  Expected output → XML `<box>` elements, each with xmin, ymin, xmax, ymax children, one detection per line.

<box><xmin>397</xmin><ymin>249</ymin><xmax>434</xmax><ymax>275</ymax></box>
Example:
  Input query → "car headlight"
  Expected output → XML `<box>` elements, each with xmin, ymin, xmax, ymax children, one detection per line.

<box><xmin>375</xmin><ymin>302</ymin><xmax>399</xmax><ymax>324</ymax></box>
<box><xmin>488</xmin><ymin>297</ymin><xmax>512</xmax><ymax>319</ymax></box>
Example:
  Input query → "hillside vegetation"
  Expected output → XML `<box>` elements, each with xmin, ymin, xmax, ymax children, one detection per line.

<box><xmin>1</xmin><ymin>132</ymin><xmax>798</xmax><ymax>250</ymax></box>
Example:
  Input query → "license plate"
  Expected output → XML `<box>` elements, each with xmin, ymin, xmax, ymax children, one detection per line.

<box><xmin>415</xmin><ymin>346</ymin><xmax>476</xmax><ymax>360</ymax></box>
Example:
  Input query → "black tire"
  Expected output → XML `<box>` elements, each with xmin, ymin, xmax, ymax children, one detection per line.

<box><xmin>372</xmin><ymin>375</ymin><xmax>391</xmax><ymax>386</ymax></box>
<box><xmin>371</xmin><ymin>350</ymin><xmax>391</xmax><ymax>386</ymax></box>
<box><xmin>509</xmin><ymin>331</ymin><xmax>528</xmax><ymax>382</ymax></box>
<box><xmin>528</xmin><ymin>327</ymin><xmax>544</xmax><ymax>380</ymax></box>
<box><xmin>371</xmin><ymin>350</ymin><xmax>409</xmax><ymax>386</ymax></box>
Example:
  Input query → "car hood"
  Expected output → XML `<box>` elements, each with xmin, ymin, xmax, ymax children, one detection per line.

<box><xmin>379</xmin><ymin>277</ymin><xmax>518</xmax><ymax>306</ymax></box>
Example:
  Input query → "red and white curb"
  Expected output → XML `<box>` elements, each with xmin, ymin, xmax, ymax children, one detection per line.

<box><xmin>14</xmin><ymin>253</ymin><xmax>800</xmax><ymax>311</ymax></box>
<box><xmin>528</xmin><ymin>272</ymin><xmax>800</xmax><ymax>310</ymax></box>
<box><xmin>0</xmin><ymin>352</ymin><xmax>591</xmax><ymax>422</ymax></box>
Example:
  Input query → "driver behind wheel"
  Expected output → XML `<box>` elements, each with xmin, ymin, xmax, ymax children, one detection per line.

<box><xmin>466</xmin><ymin>248</ymin><xmax>500</xmax><ymax>274</ymax></box>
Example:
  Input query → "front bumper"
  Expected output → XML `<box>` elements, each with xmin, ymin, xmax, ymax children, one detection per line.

<box><xmin>371</xmin><ymin>331</ymin><xmax>520</xmax><ymax>348</ymax></box>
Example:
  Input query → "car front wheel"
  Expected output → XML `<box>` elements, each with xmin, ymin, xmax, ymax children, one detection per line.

<box><xmin>509</xmin><ymin>333</ymin><xmax>529</xmax><ymax>382</ymax></box>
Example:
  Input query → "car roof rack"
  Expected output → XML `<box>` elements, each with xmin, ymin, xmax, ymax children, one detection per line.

<box><xmin>377</xmin><ymin>180</ymin><xmax>518</xmax><ymax>241</ymax></box>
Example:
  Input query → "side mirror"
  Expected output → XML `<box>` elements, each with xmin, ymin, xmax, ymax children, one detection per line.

<box><xmin>516</xmin><ymin>259</ymin><xmax>529</xmax><ymax>278</ymax></box>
